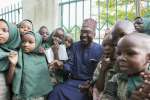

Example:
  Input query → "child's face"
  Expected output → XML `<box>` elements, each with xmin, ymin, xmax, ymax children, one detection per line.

<box><xmin>65</xmin><ymin>36</ymin><xmax>72</xmax><ymax>48</ymax></box>
<box><xmin>55</xmin><ymin>30</ymin><xmax>64</xmax><ymax>40</ymax></box>
<box><xmin>116</xmin><ymin>37</ymin><xmax>149</xmax><ymax>75</ymax></box>
<box><xmin>134</xmin><ymin>18</ymin><xmax>144</xmax><ymax>32</ymax></box>
<box><xmin>19</xmin><ymin>21</ymin><xmax>32</xmax><ymax>35</ymax></box>
<box><xmin>0</xmin><ymin>21</ymin><xmax>9</xmax><ymax>44</ymax></box>
<box><xmin>21</xmin><ymin>34</ymin><xmax>36</xmax><ymax>53</ymax></box>
<box><xmin>52</xmin><ymin>32</ymin><xmax>64</xmax><ymax>44</ymax></box>
<box><xmin>102</xmin><ymin>40</ymin><xmax>114</xmax><ymax>56</ymax></box>
<box><xmin>39</xmin><ymin>28</ymin><xmax>49</xmax><ymax>41</ymax></box>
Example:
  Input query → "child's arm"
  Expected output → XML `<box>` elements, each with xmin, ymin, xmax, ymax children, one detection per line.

<box><xmin>100</xmin><ymin>74</ymin><xmax>118</xmax><ymax>100</ymax></box>
<box><xmin>6</xmin><ymin>51</ymin><xmax>18</xmax><ymax>85</ymax></box>
<box><xmin>95</xmin><ymin>58</ymin><xmax>112</xmax><ymax>92</ymax></box>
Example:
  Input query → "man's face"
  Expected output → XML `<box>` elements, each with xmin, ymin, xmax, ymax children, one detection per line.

<box><xmin>80</xmin><ymin>30</ymin><xmax>95</xmax><ymax>46</ymax></box>
<box><xmin>116</xmin><ymin>37</ymin><xmax>149</xmax><ymax>75</ymax></box>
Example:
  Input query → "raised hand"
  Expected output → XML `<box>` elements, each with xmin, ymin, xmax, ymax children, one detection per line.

<box><xmin>8</xmin><ymin>51</ymin><xmax>18</xmax><ymax>65</ymax></box>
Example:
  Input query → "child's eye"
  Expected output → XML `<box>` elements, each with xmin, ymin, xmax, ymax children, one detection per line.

<box><xmin>1</xmin><ymin>28</ymin><xmax>9</xmax><ymax>32</ymax></box>
<box><xmin>29</xmin><ymin>41</ymin><xmax>33</xmax><ymax>44</ymax></box>
<box><xmin>28</xmin><ymin>27</ymin><xmax>31</xmax><ymax>30</ymax></box>
<box><xmin>126</xmin><ymin>51</ymin><xmax>136</xmax><ymax>56</ymax></box>
<box><xmin>20</xmin><ymin>26</ymin><xmax>24</xmax><ymax>28</ymax></box>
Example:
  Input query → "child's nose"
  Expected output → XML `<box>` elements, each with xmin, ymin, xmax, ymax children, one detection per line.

<box><xmin>24</xmin><ymin>27</ymin><xmax>28</xmax><ymax>31</ymax></box>
<box><xmin>24</xmin><ymin>42</ymin><xmax>29</xmax><ymax>46</ymax></box>
<box><xmin>118</xmin><ymin>54</ymin><xmax>126</xmax><ymax>61</ymax></box>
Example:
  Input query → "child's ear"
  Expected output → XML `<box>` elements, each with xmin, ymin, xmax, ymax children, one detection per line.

<box><xmin>146</xmin><ymin>53</ymin><xmax>150</xmax><ymax>63</ymax></box>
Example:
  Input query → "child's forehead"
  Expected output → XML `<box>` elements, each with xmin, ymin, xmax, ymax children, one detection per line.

<box><xmin>22</xmin><ymin>33</ymin><xmax>35</xmax><ymax>40</ymax></box>
<box><xmin>41</xmin><ymin>27</ymin><xmax>48</xmax><ymax>31</ymax></box>
<box><xmin>55</xmin><ymin>31</ymin><xmax>64</xmax><ymax>37</ymax></box>
<box><xmin>118</xmin><ymin>36</ymin><xmax>145</xmax><ymax>50</ymax></box>
<box><xmin>20</xmin><ymin>21</ymin><xmax>32</xmax><ymax>27</ymax></box>
<box><xmin>102</xmin><ymin>40</ymin><xmax>113</xmax><ymax>47</ymax></box>
<box><xmin>65</xmin><ymin>35</ymin><xmax>72</xmax><ymax>39</ymax></box>
<box><xmin>0</xmin><ymin>21</ymin><xmax>8</xmax><ymax>28</ymax></box>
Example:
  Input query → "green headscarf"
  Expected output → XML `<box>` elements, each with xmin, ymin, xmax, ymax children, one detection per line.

<box><xmin>22</xmin><ymin>31</ymin><xmax>42</xmax><ymax>53</ymax></box>
<box><xmin>0</xmin><ymin>19</ymin><xmax>21</xmax><ymax>71</ymax></box>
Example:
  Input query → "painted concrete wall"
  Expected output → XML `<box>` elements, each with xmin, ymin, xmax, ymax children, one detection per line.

<box><xmin>22</xmin><ymin>0</ymin><xmax>59</xmax><ymax>33</ymax></box>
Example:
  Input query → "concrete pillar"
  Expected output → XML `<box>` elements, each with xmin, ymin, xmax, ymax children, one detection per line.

<box><xmin>22</xmin><ymin>0</ymin><xmax>59</xmax><ymax>32</ymax></box>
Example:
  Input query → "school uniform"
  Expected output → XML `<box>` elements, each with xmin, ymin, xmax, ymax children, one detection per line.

<box><xmin>101</xmin><ymin>67</ymin><xmax>150</xmax><ymax>100</ymax></box>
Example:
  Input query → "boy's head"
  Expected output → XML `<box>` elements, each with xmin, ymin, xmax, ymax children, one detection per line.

<box><xmin>102</xmin><ymin>33</ymin><xmax>114</xmax><ymax>56</ymax></box>
<box><xmin>52</xmin><ymin>28</ymin><xmax>64</xmax><ymax>44</ymax></box>
<box><xmin>0</xmin><ymin>20</ymin><xmax>9</xmax><ymax>44</ymax></box>
<box><xmin>116</xmin><ymin>33</ymin><xmax>150</xmax><ymax>75</ymax></box>
<box><xmin>112</xmin><ymin>20</ymin><xmax>135</xmax><ymax>46</ymax></box>
<box><xmin>55</xmin><ymin>27</ymin><xmax>64</xmax><ymax>40</ymax></box>
<box><xmin>64</xmin><ymin>34</ymin><xmax>73</xmax><ymax>48</ymax></box>
<box><xmin>19</xmin><ymin>19</ymin><xmax>33</xmax><ymax>35</ymax></box>
<box><xmin>39</xmin><ymin>26</ymin><xmax>49</xmax><ymax>42</ymax></box>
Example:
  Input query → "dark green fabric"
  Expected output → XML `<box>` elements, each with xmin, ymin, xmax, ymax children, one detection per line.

<box><xmin>0</xmin><ymin>19</ymin><xmax>21</xmax><ymax>71</ymax></box>
<box><xmin>118</xmin><ymin>73</ymin><xmax>143</xmax><ymax>99</ymax></box>
<box><xmin>13</xmin><ymin>32</ymin><xmax>53</xmax><ymax>98</ymax></box>
<box><xmin>127</xmin><ymin>76</ymin><xmax>143</xmax><ymax>98</ymax></box>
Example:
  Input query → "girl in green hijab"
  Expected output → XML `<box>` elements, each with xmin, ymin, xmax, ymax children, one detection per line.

<box><xmin>0</xmin><ymin>19</ymin><xmax>21</xmax><ymax>100</ymax></box>
<box><xmin>13</xmin><ymin>31</ymin><xmax>53</xmax><ymax>100</ymax></box>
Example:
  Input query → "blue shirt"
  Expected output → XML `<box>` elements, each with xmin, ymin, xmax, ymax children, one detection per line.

<box><xmin>64</xmin><ymin>41</ymin><xmax>103</xmax><ymax>80</ymax></box>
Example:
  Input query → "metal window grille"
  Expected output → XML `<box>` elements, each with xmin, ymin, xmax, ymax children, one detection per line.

<box><xmin>59</xmin><ymin>0</ymin><xmax>150</xmax><ymax>43</ymax></box>
<box><xmin>0</xmin><ymin>1</ymin><xmax>23</xmax><ymax>24</ymax></box>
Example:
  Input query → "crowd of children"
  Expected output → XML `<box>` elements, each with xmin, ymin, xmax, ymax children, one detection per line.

<box><xmin>0</xmin><ymin>16</ymin><xmax>150</xmax><ymax>100</ymax></box>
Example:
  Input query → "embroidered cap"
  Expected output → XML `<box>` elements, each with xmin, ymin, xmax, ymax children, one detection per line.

<box><xmin>81</xmin><ymin>18</ymin><xmax>97</xmax><ymax>32</ymax></box>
